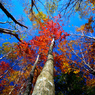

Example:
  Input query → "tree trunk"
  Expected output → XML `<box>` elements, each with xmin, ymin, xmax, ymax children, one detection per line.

<box><xmin>32</xmin><ymin>38</ymin><xmax>55</xmax><ymax>95</ymax></box>
<box><xmin>23</xmin><ymin>54</ymin><xmax>39</xmax><ymax>95</ymax></box>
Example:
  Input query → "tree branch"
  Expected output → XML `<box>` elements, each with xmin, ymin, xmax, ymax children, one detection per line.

<box><xmin>71</xmin><ymin>34</ymin><xmax>95</xmax><ymax>40</ymax></box>
<box><xmin>30</xmin><ymin>0</ymin><xmax>35</xmax><ymax>12</ymax></box>
<box><xmin>0</xmin><ymin>28</ymin><xmax>22</xmax><ymax>42</ymax></box>
<box><xmin>0</xmin><ymin>21</ymin><xmax>13</xmax><ymax>24</ymax></box>
<box><xmin>0</xmin><ymin>3</ymin><xmax>28</xmax><ymax>29</ymax></box>
<box><xmin>23</xmin><ymin>54</ymin><xmax>40</xmax><ymax>95</ymax></box>
<box><xmin>69</xmin><ymin>45</ymin><xmax>95</xmax><ymax>75</ymax></box>
<box><xmin>0</xmin><ymin>50</ymin><xmax>11</xmax><ymax>60</ymax></box>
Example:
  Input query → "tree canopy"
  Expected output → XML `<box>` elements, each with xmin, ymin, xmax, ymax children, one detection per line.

<box><xmin>0</xmin><ymin>0</ymin><xmax>95</xmax><ymax>95</ymax></box>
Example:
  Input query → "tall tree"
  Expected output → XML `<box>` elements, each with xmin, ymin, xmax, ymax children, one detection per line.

<box><xmin>32</xmin><ymin>38</ymin><xmax>55</xmax><ymax>95</ymax></box>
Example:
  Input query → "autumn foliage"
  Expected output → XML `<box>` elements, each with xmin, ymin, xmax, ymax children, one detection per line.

<box><xmin>0</xmin><ymin>16</ymin><xmax>70</xmax><ymax>94</ymax></box>
<box><xmin>0</xmin><ymin>0</ymin><xmax>95</xmax><ymax>94</ymax></box>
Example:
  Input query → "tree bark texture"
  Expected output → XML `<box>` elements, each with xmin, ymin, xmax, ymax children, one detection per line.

<box><xmin>32</xmin><ymin>38</ymin><xmax>55</xmax><ymax>95</ymax></box>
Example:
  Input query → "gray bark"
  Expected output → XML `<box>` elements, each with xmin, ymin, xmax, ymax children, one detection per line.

<box><xmin>32</xmin><ymin>38</ymin><xmax>55</xmax><ymax>95</ymax></box>
<box><xmin>23</xmin><ymin>54</ymin><xmax>40</xmax><ymax>95</ymax></box>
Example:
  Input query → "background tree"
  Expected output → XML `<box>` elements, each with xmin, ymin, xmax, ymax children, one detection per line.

<box><xmin>55</xmin><ymin>71</ymin><xmax>87</xmax><ymax>95</ymax></box>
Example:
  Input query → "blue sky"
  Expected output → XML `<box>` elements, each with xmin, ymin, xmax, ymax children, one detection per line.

<box><xmin>0</xmin><ymin>0</ymin><xmax>88</xmax><ymax>44</ymax></box>
<box><xmin>0</xmin><ymin>0</ymin><xmax>89</xmax><ymax>61</ymax></box>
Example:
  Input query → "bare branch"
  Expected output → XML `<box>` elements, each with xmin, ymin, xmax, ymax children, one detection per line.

<box><xmin>0</xmin><ymin>28</ymin><xmax>22</xmax><ymax>42</ymax></box>
<box><xmin>9</xmin><ymin>75</ymin><xmax>21</xmax><ymax>95</ymax></box>
<box><xmin>0</xmin><ymin>21</ymin><xmax>13</xmax><ymax>24</ymax></box>
<box><xmin>30</xmin><ymin>0</ymin><xmax>39</xmax><ymax>13</ymax></box>
<box><xmin>0</xmin><ymin>61</ymin><xmax>18</xmax><ymax>79</ymax></box>
<box><xmin>30</xmin><ymin>0</ymin><xmax>35</xmax><ymax>12</ymax></box>
<box><xmin>23</xmin><ymin>54</ymin><xmax>40</xmax><ymax>95</ymax></box>
<box><xmin>79</xmin><ymin>46</ymin><xmax>93</xmax><ymax>70</ymax></box>
<box><xmin>18</xmin><ymin>82</ymin><xmax>26</xmax><ymax>95</ymax></box>
<box><xmin>38</xmin><ymin>0</ymin><xmax>49</xmax><ymax>14</ymax></box>
<box><xmin>69</xmin><ymin>45</ymin><xmax>95</xmax><ymax>75</ymax></box>
<box><xmin>71</xmin><ymin>34</ymin><xmax>95</xmax><ymax>40</ymax></box>
<box><xmin>0</xmin><ymin>50</ymin><xmax>11</xmax><ymax>60</ymax></box>
<box><xmin>0</xmin><ymin>3</ymin><xmax>28</xmax><ymax>29</ymax></box>
<box><xmin>60</xmin><ymin>0</ymin><xmax>82</xmax><ymax>17</ymax></box>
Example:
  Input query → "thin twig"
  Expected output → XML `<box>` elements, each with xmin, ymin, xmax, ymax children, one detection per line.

<box><xmin>71</xmin><ymin>34</ymin><xmax>95</xmax><ymax>40</ymax></box>
<box><xmin>0</xmin><ymin>21</ymin><xmax>13</xmax><ymax>24</ymax></box>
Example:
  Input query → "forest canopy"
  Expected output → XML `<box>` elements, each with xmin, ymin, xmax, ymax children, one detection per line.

<box><xmin>0</xmin><ymin>0</ymin><xmax>95</xmax><ymax>95</ymax></box>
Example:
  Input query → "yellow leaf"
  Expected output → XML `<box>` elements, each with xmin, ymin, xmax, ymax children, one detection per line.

<box><xmin>92</xmin><ymin>8</ymin><xmax>95</xmax><ymax>11</ymax></box>
<box><xmin>33</xmin><ymin>23</ymin><xmax>36</xmax><ymax>26</ymax></box>
<box><xmin>74</xmin><ymin>69</ymin><xmax>80</xmax><ymax>74</ymax></box>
